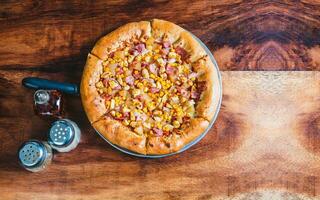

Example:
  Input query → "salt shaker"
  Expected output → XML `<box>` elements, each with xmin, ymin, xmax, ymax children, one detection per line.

<box><xmin>34</xmin><ymin>89</ymin><xmax>64</xmax><ymax>118</ymax></box>
<box><xmin>48</xmin><ymin>119</ymin><xmax>81</xmax><ymax>152</ymax></box>
<box><xmin>18</xmin><ymin>140</ymin><xmax>53</xmax><ymax>172</ymax></box>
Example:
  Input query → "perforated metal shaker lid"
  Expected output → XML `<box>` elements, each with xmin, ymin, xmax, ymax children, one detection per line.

<box><xmin>18</xmin><ymin>140</ymin><xmax>47</xmax><ymax>168</ymax></box>
<box><xmin>48</xmin><ymin>119</ymin><xmax>75</xmax><ymax>147</ymax></box>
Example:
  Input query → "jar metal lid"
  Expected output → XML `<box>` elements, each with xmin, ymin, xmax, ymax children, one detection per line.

<box><xmin>34</xmin><ymin>90</ymin><xmax>50</xmax><ymax>104</ymax></box>
<box><xmin>18</xmin><ymin>140</ymin><xmax>47</xmax><ymax>168</ymax></box>
<box><xmin>48</xmin><ymin>119</ymin><xmax>75</xmax><ymax>147</ymax></box>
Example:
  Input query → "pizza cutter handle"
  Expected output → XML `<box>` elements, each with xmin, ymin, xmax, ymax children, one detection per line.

<box><xmin>22</xmin><ymin>77</ymin><xmax>79</xmax><ymax>95</ymax></box>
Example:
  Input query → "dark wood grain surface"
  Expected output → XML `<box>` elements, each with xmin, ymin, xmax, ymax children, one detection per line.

<box><xmin>0</xmin><ymin>1</ymin><xmax>320</xmax><ymax>200</ymax></box>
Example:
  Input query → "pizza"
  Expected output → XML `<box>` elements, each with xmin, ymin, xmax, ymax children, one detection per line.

<box><xmin>81</xmin><ymin>19</ymin><xmax>221</xmax><ymax>155</ymax></box>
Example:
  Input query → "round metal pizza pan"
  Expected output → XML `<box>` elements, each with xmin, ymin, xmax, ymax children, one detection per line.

<box><xmin>94</xmin><ymin>34</ymin><xmax>222</xmax><ymax>158</ymax></box>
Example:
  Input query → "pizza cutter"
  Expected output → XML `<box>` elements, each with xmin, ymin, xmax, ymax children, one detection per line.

<box><xmin>22</xmin><ymin>34</ymin><xmax>222</xmax><ymax>158</ymax></box>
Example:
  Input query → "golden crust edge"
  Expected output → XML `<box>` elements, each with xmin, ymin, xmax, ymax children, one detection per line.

<box><xmin>175</xmin><ymin>30</ymin><xmax>207</xmax><ymax>62</ymax></box>
<box><xmin>91</xmin><ymin>21</ymin><xmax>152</xmax><ymax>60</ymax></box>
<box><xmin>80</xmin><ymin>53</ymin><xmax>107</xmax><ymax>124</ymax></box>
<box><xmin>92</xmin><ymin>116</ymin><xmax>147</xmax><ymax>154</ymax></box>
<box><xmin>151</xmin><ymin>19</ymin><xmax>185</xmax><ymax>44</ymax></box>
<box><xmin>152</xmin><ymin>19</ymin><xmax>207</xmax><ymax>62</ymax></box>
<box><xmin>195</xmin><ymin>56</ymin><xmax>221</xmax><ymax>122</ymax></box>
<box><xmin>147</xmin><ymin>118</ymin><xmax>209</xmax><ymax>155</ymax></box>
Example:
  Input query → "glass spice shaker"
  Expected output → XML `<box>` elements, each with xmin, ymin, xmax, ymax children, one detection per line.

<box><xmin>18</xmin><ymin>140</ymin><xmax>53</xmax><ymax>172</ymax></box>
<box><xmin>34</xmin><ymin>89</ymin><xmax>64</xmax><ymax>118</ymax></box>
<box><xmin>47</xmin><ymin>119</ymin><xmax>81</xmax><ymax>152</ymax></box>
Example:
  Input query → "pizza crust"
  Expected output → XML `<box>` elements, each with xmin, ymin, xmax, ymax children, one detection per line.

<box><xmin>146</xmin><ymin>136</ymin><xmax>174</xmax><ymax>155</ymax></box>
<box><xmin>151</xmin><ymin>19</ymin><xmax>185</xmax><ymax>44</ymax></box>
<box><xmin>147</xmin><ymin>118</ymin><xmax>209</xmax><ymax>155</ymax></box>
<box><xmin>174</xmin><ymin>31</ymin><xmax>207</xmax><ymax>62</ymax></box>
<box><xmin>194</xmin><ymin>56</ymin><xmax>221</xmax><ymax>122</ymax></box>
<box><xmin>152</xmin><ymin>19</ymin><xmax>206</xmax><ymax>62</ymax></box>
<box><xmin>174</xmin><ymin>118</ymin><xmax>210</xmax><ymax>148</ymax></box>
<box><xmin>80</xmin><ymin>53</ymin><xmax>107</xmax><ymax>123</ymax></box>
<box><xmin>91</xmin><ymin>21</ymin><xmax>152</xmax><ymax>60</ymax></box>
<box><xmin>93</xmin><ymin>116</ymin><xmax>147</xmax><ymax>154</ymax></box>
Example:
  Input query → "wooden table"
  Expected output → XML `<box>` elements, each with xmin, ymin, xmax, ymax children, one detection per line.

<box><xmin>0</xmin><ymin>1</ymin><xmax>319</xmax><ymax>199</ymax></box>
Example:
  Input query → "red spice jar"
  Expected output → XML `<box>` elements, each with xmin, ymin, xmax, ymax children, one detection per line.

<box><xmin>33</xmin><ymin>89</ymin><xmax>64</xmax><ymax>118</ymax></box>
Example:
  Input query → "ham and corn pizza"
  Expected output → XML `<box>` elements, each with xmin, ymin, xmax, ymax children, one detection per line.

<box><xmin>81</xmin><ymin>19</ymin><xmax>221</xmax><ymax>154</ymax></box>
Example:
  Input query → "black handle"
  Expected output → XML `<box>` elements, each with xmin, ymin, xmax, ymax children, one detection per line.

<box><xmin>22</xmin><ymin>77</ymin><xmax>79</xmax><ymax>95</ymax></box>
